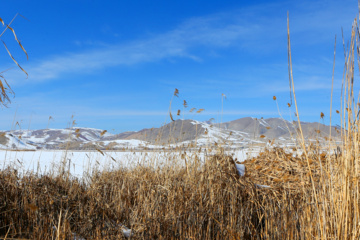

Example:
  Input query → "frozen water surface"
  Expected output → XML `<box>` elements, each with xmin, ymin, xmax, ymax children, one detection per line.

<box><xmin>0</xmin><ymin>148</ymin><xmax>261</xmax><ymax>178</ymax></box>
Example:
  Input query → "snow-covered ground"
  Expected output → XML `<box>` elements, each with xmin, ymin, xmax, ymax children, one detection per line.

<box><xmin>0</xmin><ymin>148</ymin><xmax>261</xmax><ymax>178</ymax></box>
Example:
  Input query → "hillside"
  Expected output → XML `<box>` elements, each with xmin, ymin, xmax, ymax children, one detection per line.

<box><xmin>0</xmin><ymin>117</ymin><xmax>341</xmax><ymax>150</ymax></box>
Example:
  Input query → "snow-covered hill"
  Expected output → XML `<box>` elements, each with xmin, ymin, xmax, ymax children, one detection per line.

<box><xmin>0</xmin><ymin>117</ymin><xmax>341</xmax><ymax>150</ymax></box>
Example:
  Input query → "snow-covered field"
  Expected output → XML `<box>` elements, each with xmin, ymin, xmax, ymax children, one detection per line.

<box><xmin>0</xmin><ymin>148</ymin><xmax>261</xmax><ymax>178</ymax></box>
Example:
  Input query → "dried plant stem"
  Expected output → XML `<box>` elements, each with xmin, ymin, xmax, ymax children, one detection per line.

<box><xmin>287</xmin><ymin>12</ymin><xmax>323</xmax><ymax>237</ymax></box>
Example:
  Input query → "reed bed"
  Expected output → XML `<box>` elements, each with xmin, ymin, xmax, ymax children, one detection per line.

<box><xmin>0</xmin><ymin>144</ymin><xmax>349</xmax><ymax>239</ymax></box>
<box><xmin>0</xmin><ymin>154</ymin><xmax>261</xmax><ymax>239</ymax></box>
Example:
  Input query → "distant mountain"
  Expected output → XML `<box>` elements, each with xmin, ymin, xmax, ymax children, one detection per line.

<box><xmin>120</xmin><ymin>120</ymin><xmax>206</xmax><ymax>144</ymax></box>
<box><xmin>218</xmin><ymin>117</ymin><xmax>340</xmax><ymax>140</ymax></box>
<box><xmin>0</xmin><ymin>117</ymin><xmax>341</xmax><ymax>150</ymax></box>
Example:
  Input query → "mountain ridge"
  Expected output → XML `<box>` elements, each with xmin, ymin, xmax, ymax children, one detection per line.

<box><xmin>0</xmin><ymin>117</ymin><xmax>341</xmax><ymax>150</ymax></box>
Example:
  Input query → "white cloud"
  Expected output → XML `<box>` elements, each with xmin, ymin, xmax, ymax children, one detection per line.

<box><xmin>5</xmin><ymin>12</ymin><xmax>262</xmax><ymax>85</ymax></box>
<box><xmin>4</xmin><ymin>0</ymin><xmax>356</xmax><ymax>87</ymax></box>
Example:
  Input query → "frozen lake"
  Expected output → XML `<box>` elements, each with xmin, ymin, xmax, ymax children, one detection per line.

<box><xmin>0</xmin><ymin>148</ymin><xmax>260</xmax><ymax>178</ymax></box>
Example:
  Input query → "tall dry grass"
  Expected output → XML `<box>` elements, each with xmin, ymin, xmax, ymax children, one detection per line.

<box><xmin>0</xmin><ymin>14</ymin><xmax>28</xmax><ymax>107</ymax></box>
<box><xmin>0</xmin><ymin>149</ymin><xmax>323</xmax><ymax>239</ymax></box>
<box><xmin>0</xmin><ymin>146</ymin><xmax>347</xmax><ymax>239</ymax></box>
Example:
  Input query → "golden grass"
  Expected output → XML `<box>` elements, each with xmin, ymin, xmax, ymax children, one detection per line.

<box><xmin>0</xmin><ymin>155</ymin><xmax>255</xmax><ymax>239</ymax></box>
<box><xmin>0</xmin><ymin>144</ymin><xmax>348</xmax><ymax>239</ymax></box>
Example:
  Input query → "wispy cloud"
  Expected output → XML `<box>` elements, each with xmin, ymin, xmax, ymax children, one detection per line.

<box><xmin>5</xmin><ymin>0</ymin><xmax>355</xmax><ymax>85</ymax></box>
<box><xmin>7</xmin><ymin>12</ymin><xmax>260</xmax><ymax>84</ymax></box>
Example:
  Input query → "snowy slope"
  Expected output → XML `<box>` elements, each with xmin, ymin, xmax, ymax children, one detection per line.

<box><xmin>1</xmin><ymin>117</ymin><xmax>341</xmax><ymax>150</ymax></box>
<box><xmin>0</xmin><ymin>133</ymin><xmax>37</xmax><ymax>150</ymax></box>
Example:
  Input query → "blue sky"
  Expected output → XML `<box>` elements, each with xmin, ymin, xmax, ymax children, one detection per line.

<box><xmin>0</xmin><ymin>0</ymin><xmax>358</xmax><ymax>132</ymax></box>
